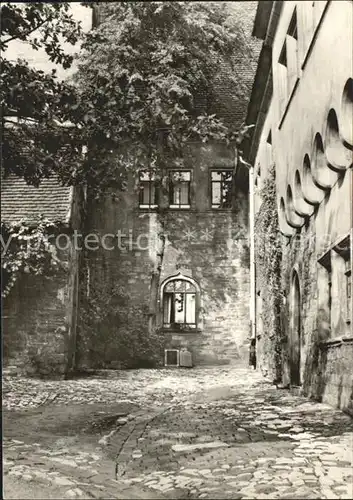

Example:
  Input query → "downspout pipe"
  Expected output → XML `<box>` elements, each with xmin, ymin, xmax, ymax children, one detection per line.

<box><xmin>249</xmin><ymin>163</ymin><xmax>256</xmax><ymax>340</ymax></box>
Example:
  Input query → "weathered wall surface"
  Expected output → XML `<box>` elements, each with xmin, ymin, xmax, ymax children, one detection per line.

<box><xmin>77</xmin><ymin>2</ymin><xmax>259</xmax><ymax>370</ymax></box>
<box><xmin>250</xmin><ymin>1</ymin><xmax>353</xmax><ymax>413</ymax></box>
<box><xmin>3</xmin><ymin>248</ymin><xmax>74</xmax><ymax>377</ymax></box>
<box><xmin>2</xmin><ymin>185</ymin><xmax>83</xmax><ymax>377</ymax></box>
<box><xmin>78</xmin><ymin>142</ymin><xmax>250</xmax><ymax>368</ymax></box>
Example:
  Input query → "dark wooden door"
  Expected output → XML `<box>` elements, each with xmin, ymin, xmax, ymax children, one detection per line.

<box><xmin>290</xmin><ymin>272</ymin><xmax>301</xmax><ymax>386</ymax></box>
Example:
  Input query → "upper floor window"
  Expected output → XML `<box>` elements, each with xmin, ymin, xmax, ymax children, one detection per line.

<box><xmin>287</xmin><ymin>10</ymin><xmax>298</xmax><ymax>91</ymax></box>
<box><xmin>162</xmin><ymin>278</ymin><xmax>198</xmax><ymax>329</ymax></box>
<box><xmin>334</xmin><ymin>235</ymin><xmax>351</xmax><ymax>325</ymax></box>
<box><xmin>278</xmin><ymin>8</ymin><xmax>298</xmax><ymax>114</ymax></box>
<box><xmin>139</xmin><ymin>171</ymin><xmax>158</xmax><ymax>208</ymax></box>
<box><xmin>318</xmin><ymin>250</ymin><xmax>332</xmax><ymax>332</ymax></box>
<box><xmin>169</xmin><ymin>171</ymin><xmax>191</xmax><ymax>208</ymax></box>
<box><xmin>211</xmin><ymin>170</ymin><xmax>233</xmax><ymax>209</ymax></box>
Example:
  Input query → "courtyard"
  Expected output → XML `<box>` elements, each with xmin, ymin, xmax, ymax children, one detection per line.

<box><xmin>3</xmin><ymin>366</ymin><xmax>353</xmax><ymax>499</ymax></box>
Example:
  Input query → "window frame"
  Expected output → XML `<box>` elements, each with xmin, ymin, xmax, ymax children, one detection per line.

<box><xmin>277</xmin><ymin>8</ymin><xmax>299</xmax><ymax>120</ymax></box>
<box><xmin>163</xmin><ymin>290</ymin><xmax>197</xmax><ymax>329</ymax></box>
<box><xmin>168</xmin><ymin>170</ymin><xmax>191</xmax><ymax>209</ymax></box>
<box><xmin>138</xmin><ymin>171</ymin><xmax>159</xmax><ymax>209</ymax></box>
<box><xmin>210</xmin><ymin>169</ymin><xmax>233</xmax><ymax>210</ymax></box>
<box><xmin>160</xmin><ymin>274</ymin><xmax>201</xmax><ymax>331</ymax></box>
<box><xmin>318</xmin><ymin>250</ymin><xmax>332</xmax><ymax>332</ymax></box>
<box><xmin>333</xmin><ymin>235</ymin><xmax>351</xmax><ymax>325</ymax></box>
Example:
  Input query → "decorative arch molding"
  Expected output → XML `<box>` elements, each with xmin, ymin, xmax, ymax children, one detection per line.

<box><xmin>279</xmin><ymin>197</ymin><xmax>296</xmax><ymax>237</ymax></box>
<box><xmin>301</xmin><ymin>154</ymin><xmax>325</xmax><ymax>205</ymax></box>
<box><xmin>340</xmin><ymin>78</ymin><xmax>353</xmax><ymax>150</ymax></box>
<box><xmin>311</xmin><ymin>133</ymin><xmax>338</xmax><ymax>189</ymax></box>
<box><xmin>325</xmin><ymin>108</ymin><xmax>352</xmax><ymax>171</ymax></box>
<box><xmin>293</xmin><ymin>170</ymin><xmax>315</xmax><ymax>217</ymax></box>
<box><xmin>285</xmin><ymin>184</ymin><xmax>305</xmax><ymax>228</ymax></box>
<box><xmin>159</xmin><ymin>272</ymin><xmax>201</xmax><ymax>303</ymax></box>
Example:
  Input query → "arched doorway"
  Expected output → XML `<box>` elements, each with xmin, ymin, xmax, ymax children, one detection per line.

<box><xmin>290</xmin><ymin>271</ymin><xmax>301</xmax><ymax>386</ymax></box>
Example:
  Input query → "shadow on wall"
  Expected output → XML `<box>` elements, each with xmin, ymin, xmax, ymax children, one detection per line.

<box><xmin>303</xmin><ymin>327</ymin><xmax>353</xmax><ymax>416</ymax></box>
<box><xmin>279</xmin><ymin>78</ymin><xmax>353</xmax><ymax>237</ymax></box>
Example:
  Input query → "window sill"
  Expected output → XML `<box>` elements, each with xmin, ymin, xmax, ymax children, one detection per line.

<box><xmin>139</xmin><ymin>205</ymin><xmax>158</xmax><ymax>210</ymax></box>
<box><xmin>169</xmin><ymin>205</ymin><xmax>191</xmax><ymax>210</ymax></box>
<box><xmin>161</xmin><ymin>328</ymin><xmax>201</xmax><ymax>335</ymax></box>
<box><xmin>319</xmin><ymin>335</ymin><xmax>353</xmax><ymax>348</ymax></box>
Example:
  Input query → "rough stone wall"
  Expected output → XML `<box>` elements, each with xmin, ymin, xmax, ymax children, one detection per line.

<box><xmin>77</xmin><ymin>2</ymin><xmax>259</xmax><ymax>369</ymax></box>
<box><xmin>279</xmin><ymin>219</ymin><xmax>318</xmax><ymax>390</ymax></box>
<box><xmin>3</xmin><ymin>250</ymin><xmax>73</xmax><ymax>377</ymax></box>
<box><xmin>317</xmin><ymin>340</ymin><xmax>353</xmax><ymax>417</ymax></box>
<box><xmin>2</xmin><ymin>180</ymin><xmax>84</xmax><ymax>377</ymax></box>
<box><xmin>250</xmin><ymin>1</ymin><xmax>353</xmax><ymax>412</ymax></box>
<box><xmin>77</xmin><ymin>140</ymin><xmax>250</xmax><ymax>368</ymax></box>
<box><xmin>160</xmin><ymin>143</ymin><xmax>250</xmax><ymax>365</ymax></box>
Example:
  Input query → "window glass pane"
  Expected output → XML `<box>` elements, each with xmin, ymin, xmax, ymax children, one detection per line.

<box><xmin>185</xmin><ymin>293</ymin><xmax>196</xmax><ymax>323</ymax></box>
<box><xmin>212</xmin><ymin>182</ymin><xmax>221</xmax><ymax>205</ymax></box>
<box><xmin>140</xmin><ymin>172</ymin><xmax>149</xmax><ymax>182</ymax></box>
<box><xmin>174</xmin><ymin>293</ymin><xmax>185</xmax><ymax>323</ymax></box>
<box><xmin>173</xmin><ymin>186</ymin><xmax>181</xmax><ymax>205</ymax></box>
<box><xmin>139</xmin><ymin>171</ymin><xmax>157</xmax><ymax>206</ymax></box>
<box><xmin>141</xmin><ymin>182</ymin><xmax>150</xmax><ymax>204</ymax></box>
<box><xmin>163</xmin><ymin>293</ymin><xmax>172</xmax><ymax>324</ymax></box>
<box><xmin>170</xmin><ymin>171</ymin><xmax>190</xmax><ymax>206</ymax></box>
<box><xmin>222</xmin><ymin>171</ymin><xmax>232</xmax><ymax>182</ymax></box>
<box><xmin>165</xmin><ymin>281</ymin><xmax>175</xmax><ymax>292</ymax></box>
<box><xmin>172</xmin><ymin>171</ymin><xmax>190</xmax><ymax>182</ymax></box>
<box><xmin>222</xmin><ymin>184</ymin><xmax>232</xmax><ymax>207</ymax></box>
<box><xmin>180</xmin><ymin>183</ymin><xmax>189</xmax><ymax>205</ymax></box>
<box><xmin>174</xmin><ymin>280</ymin><xmax>186</xmax><ymax>292</ymax></box>
<box><xmin>150</xmin><ymin>183</ymin><xmax>156</xmax><ymax>204</ymax></box>
<box><xmin>212</xmin><ymin>172</ymin><xmax>222</xmax><ymax>181</ymax></box>
<box><xmin>140</xmin><ymin>171</ymin><xmax>155</xmax><ymax>182</ymax></box>
<box><xmin>184</xmin><ymin>281</ymin><xmax>196</xmax><ymax>292</ymax></box>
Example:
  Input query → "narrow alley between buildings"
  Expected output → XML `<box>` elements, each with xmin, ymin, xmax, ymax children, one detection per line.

<box><xmin>3</xmin><ymin>366</ymin><xmax>353</xmax><ymax>499</ymax></box>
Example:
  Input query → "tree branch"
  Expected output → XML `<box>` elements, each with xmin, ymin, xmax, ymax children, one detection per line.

<box><xmin>2</xmin><ymin>16</ymin><xmax>52</xmax><ymax>47</ymax></box>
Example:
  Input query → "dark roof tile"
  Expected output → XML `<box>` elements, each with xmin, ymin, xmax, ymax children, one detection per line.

<box><xmin>1</xmin><ymin>175</ymin><xmax>72</xmax><ymax>225</ymax></box>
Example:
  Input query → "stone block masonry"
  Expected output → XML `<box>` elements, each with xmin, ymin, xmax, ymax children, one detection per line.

<box><xmin>3</xmin><ymin>272</ymin><xmax>70</xmax><ymax>377</ymax></box>
<box><xmin>78</xmin><ymin>142</ymin><xmax>251</xmax><ymax>368</ymax></box>
<box><xmin>3</xmin><ymin>242</ymin><xmax>80</xmax><ymax>377</ymax></box>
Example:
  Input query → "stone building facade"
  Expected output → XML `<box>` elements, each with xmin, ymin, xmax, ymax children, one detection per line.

<box><xmin>2</xmin><ymin>2</ymin><xmax>260</xmax><ymax>374</ymax></box>
<box><xmin>77</xmin><ymin>2</ymin><xmax>260</xmax><ymax>370</ymax></box>
<box><xmin>245</xmin><ymin>1</ymin><xmax>353</xmax><ymax>413</ymax></box>
<box><xmin>1</xmin><ymin>177</ymin><xmax>83</xmax><ymax>376</ymax></box>
<box><xmin>77</xmin><ymin>142</ymin><xmax>251</xmax><ymax>369</ymax></box>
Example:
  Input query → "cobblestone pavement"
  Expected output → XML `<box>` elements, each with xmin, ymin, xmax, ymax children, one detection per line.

<box><xmin>3</xmin><ymin>367</ymin><xmax>353</xmax><ymax>499</ymax></box>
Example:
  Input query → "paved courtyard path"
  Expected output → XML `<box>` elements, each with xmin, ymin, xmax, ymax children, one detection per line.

<box><xmin>3</xmin><ymin>366</ymin><xmax>353</xmax><ymax>499</ymax></box>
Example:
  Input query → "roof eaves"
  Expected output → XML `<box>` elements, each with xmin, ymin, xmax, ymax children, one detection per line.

<box><xmin>244</xmin><ymin>1</ymin><xmax>283</xmax><ymax>163</ymax></box>
<box><xmin>252</xmin><ymin>1</ymin><xmax>274</xmax><ymax>39</ymax></box>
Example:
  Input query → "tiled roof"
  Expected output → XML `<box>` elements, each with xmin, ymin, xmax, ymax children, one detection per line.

<box><xmin>194</xmin><ymin>1</ymin><xmax>262</xmax><ymax>130</ymax></box>
<box><xmin>1</xmin><ymin>175</ymin><xmax>72</xmax><ymax>225</ymax></box>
